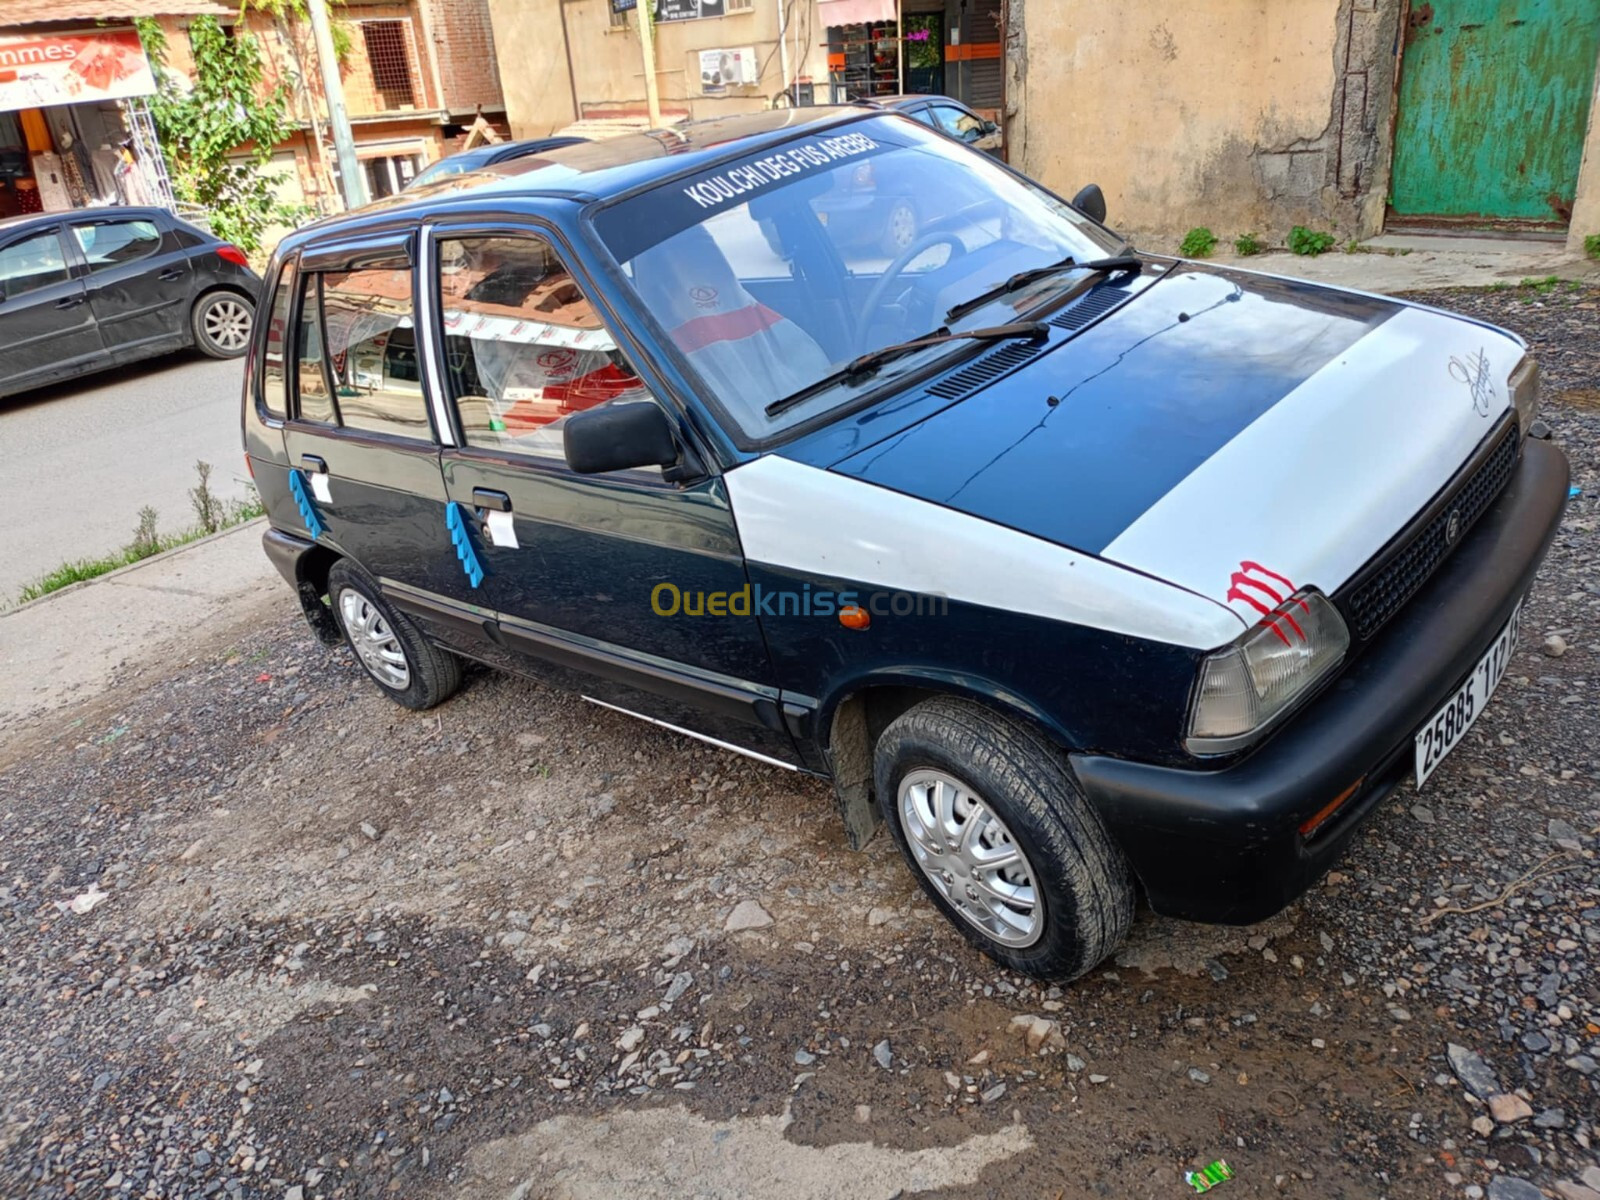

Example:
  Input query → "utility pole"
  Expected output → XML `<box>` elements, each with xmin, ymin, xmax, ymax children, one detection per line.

<box><xmin>306</xmin><ymin>0</ymin><xmax>365</xmax><ymax>208</ymax></box>
<box><xmin>636</xmin><ymin>0</ymin><xmax>663</xmax><ymax>127</ymax></box>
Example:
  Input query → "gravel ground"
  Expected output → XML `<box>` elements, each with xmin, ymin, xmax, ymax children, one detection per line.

<box><xmin>1</xmin><ymin>284</ymin><xmax>1597</xmax><ymax>1200</ymax></box>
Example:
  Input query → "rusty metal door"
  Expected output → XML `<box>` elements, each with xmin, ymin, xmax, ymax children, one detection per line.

<box><xmin>1390</xmin><ymin>0</ymin><xmax>1600</xmax><ymax>224</ymax></box>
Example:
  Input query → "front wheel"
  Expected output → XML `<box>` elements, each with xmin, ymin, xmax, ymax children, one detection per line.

<box><xmin>874</xmin><ymin>697</ymin><xmax>1134</xmax><ymax>981</ymax></box>
<box><xmin>328</xmin><ymin>561</ymin><xmax>463</xmax><ymax>710</ymax></box>
<box><xmin>192</xmin><ymin>291</ymin><xmax>254</xmax><ymax>359</ymax></box>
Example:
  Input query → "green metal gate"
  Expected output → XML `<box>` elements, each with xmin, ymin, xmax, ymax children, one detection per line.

<box><xmin>1390</xmin><ymin>0</ymin><xmax>1600</xmax><ymax>224</ymax></box>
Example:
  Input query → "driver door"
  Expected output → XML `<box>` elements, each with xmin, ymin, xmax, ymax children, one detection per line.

<box><xmin>427</xmin><ymin>223</ymin><xmax>804</xmax><ymax>767</ymax></box>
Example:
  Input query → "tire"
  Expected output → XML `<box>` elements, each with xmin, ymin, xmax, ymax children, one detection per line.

<box><xmin>880</xmin><ymin>199</ymin><xmax>919</xmax><ymax>256</ymax></box>
<box><xmin>327</xmin><ymin>561</ymin><xmax>463</xmax><ymax>710</ymax></box>
<box><xmin>874</xmin><ymin>697</ymin><xmax>1134</xmax><ymax>981</ymax></box>
<box><xmin>191</xmin><ymin>291</ymin><xmax>254</xmax><ymax>359</ymax></box>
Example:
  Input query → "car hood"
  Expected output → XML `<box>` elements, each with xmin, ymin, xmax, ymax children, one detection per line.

<box><xmin>831</xmin><ymin>264</ymin><xmax>1523</xmax><ymax>628</ymax></box>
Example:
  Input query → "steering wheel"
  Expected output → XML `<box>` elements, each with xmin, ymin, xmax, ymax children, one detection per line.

<box><xmin>857</xmin><ymin>232</ymin><xmax>968</xmax><ymax>354</ymax></box>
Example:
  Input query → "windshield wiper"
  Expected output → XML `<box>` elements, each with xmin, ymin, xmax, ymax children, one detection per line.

<box><xmin>764</xmin><ymin>322</ymin><xmax>1049</xmax><ymax>419</ymax></box>
<box><xmin>944</xmin><ymin>254</ymin><xmax>1143</xmax><ymax>324</ymax></box>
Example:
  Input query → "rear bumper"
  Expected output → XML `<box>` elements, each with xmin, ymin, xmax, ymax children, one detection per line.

<box><xmin>1071</xmin><ymin>437</ymin><xmax>1570</xmax><ymax>924</ymax></box>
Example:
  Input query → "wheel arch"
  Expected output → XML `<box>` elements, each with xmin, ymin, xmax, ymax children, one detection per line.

<box><xmin>815</xmin><ymin>669</ymin><xmax>1081</xmax><ymax>851</ymax></box>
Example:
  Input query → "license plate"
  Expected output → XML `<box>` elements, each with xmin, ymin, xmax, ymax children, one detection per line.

<box><xmin>1414</xmin><ymin>602</ymin><xmax>1522</xmax><ymax>786</ymax></box>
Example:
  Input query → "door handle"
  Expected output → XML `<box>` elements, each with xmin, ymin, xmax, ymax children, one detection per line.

<box><xmin>472</xmin><ymin>488</ymin><xmax>512</xmax><ymax>512</ymax></box>
<box><xmin>157</xmin><ymin>268</ymin><xmax>185</xmax><ymax>281</ymax></box>
<box><xmin>54</xmin><ymin>295</ymin><xmax>85</xmax><ymax>309</ymax></box>
<box><xmin>301</xmin><ymin>454</ymin><xmax>328</xmax><ymax>474</ymax></box>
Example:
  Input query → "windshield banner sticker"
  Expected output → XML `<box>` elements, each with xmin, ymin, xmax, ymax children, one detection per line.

<box><xmin>681</xmin><ymin>132</ymin><xmax>880</xmax><ymax>210</ymax></box>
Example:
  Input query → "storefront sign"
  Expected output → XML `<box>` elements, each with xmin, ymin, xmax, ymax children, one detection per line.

<box><xmin>655</xmin><ymin>0</ymin><xmax>725</xmax><ymax>22</ymax></box>
<box><xmin>0</xmin><ymin>29</ymin><xmax>156</xmax><ymax>114</ymax></box>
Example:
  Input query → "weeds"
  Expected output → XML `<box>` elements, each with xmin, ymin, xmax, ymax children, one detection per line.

<box><xmin>1585</xmin><ymin>233</ymin><xmax>1600</xmax><ymax>261</ymax></box>
<box><xmin>1288</xmin><ymin>226</ymin><xmax>1336</xmax><ymax>257</ymax></box>
<box><xmin>15</xmin><ymin>463</ymin><xmax>264</xmax><ymax>605</ymax></box>
<box><xmin>1179</xmin><ymin>227</ymin><xmax>1218</xmax><ymax>258</ymax></box>
<box><xmin>1519</xmin><ymin>275</ymin><xmax>1562</xmax><ymax>295</ymax></box>
<box><xmin>1233</xmin><ymin>232</ymin><xmax>1264</xmax><ymax>256</ymax></box>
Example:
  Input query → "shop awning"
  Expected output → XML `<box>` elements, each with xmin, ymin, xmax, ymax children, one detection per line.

<box><xmin>817</xmin><ymin>0</ymin><xmax>897</xmax><ymax>29</ymax></box>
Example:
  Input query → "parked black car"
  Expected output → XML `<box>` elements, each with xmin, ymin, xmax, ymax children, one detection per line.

<box><xmin>0</xmin><ymin>206</ymin><xmax>261</xmax><ymax>400</ymax></box>
<box><xmin>875</xmin><ymin>95</ymin><xmax>1004</xmax><ymax>159</ymax></box>
<box><xmin>405</xmin><ymin>137</ymin><xmax>590</xmax><ymax>191</ymax></box>
<box><xmin>245</xmin><ymin>109</ymin><xmax>1565</xmax><ymax>982</ymax></box>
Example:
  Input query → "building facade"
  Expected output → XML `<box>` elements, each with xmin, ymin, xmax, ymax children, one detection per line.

<box><xmin>486</xmin><ymin>0</ymin><xmax>1002</xmax><ymax>136</ymax></box>
<box><xmin>154</xmin><ymin>0</ymin><xmax>510</xmax><ymax>215</ymax></box>
<box><xmin>1010</xmin><ymin>0</ymin><xmax>1600</xmax><ymax>253</ymax></box>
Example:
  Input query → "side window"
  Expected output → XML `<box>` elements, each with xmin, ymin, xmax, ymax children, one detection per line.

<box><xmin>293</xmin><ymin>274</ymin><xmax>337</xmax><ymax>424</ymax></box>
<box><xmin>908</xmin><ymin>107</ymin><xmax>940</xmax><ymax>129</ymax></box>
<box><xmin>259</xmin><ymin>264</ymin><xmax>294</xmax><ymax>419</ymax></box>
<box><xmin>934</xmin><ymin>105</ymin><xmax>985</xmax><ymax>143</ymax></box>
<box><xmin>436</xmin><ymin>234</ymin><xmax>652</xmax><ymax>463</ymax></box>
<box><xmin>291</xmin><ymin>265</ymin><xmax>432</xmax><ymax>440</ymax></box>
<box><xmin>72</xmin><ymin>220</ymin><xmax>163</xmax><ymax>270</ymax></box>
<box><xmin>0</xmin><ymin>230</ymin><xmax>70</xmax><ymax>299</ymax></box>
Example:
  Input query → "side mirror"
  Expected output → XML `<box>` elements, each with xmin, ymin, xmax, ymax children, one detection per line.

<box><xmin>982</xmin><ymin>120</ymin><xmax>1000</xmax><ymax>137</ymax></box>
<box><xmin>564</xmin><ymin>400</ymin><xmax>680</xmax><ymax>475</ymax></box>
<box><xmin>1071</xmin><ymin>183</ymin><xmax>1107</xmax><ymax>224</ymax></box>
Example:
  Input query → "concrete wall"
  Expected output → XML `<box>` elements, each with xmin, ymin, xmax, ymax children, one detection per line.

<box><xmin>489</xmin><ymin>0</ymin><xmax>829</xmax><ymax>136</ymax></box>
<box><xmin>1569</xmin><ymin>66</ymin><xmax>1600</xmax><ymax>254</ymax></box>
<box><xmin>1013</xmin><ymin>0</ymin><xmax>1400</xmax><ymax>245</ymax></box>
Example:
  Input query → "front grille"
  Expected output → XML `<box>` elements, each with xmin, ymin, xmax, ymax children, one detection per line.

<box><xmin>1341</xmin><ymin>425</ymin><xmax>1520</xmax><ymax>640</ymax></box>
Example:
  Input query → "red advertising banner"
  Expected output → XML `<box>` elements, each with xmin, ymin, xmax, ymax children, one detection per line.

<box><xmin>0</xmin><ymin>29</ymin><xmax>157</xmax><ymax>113</ymax></box>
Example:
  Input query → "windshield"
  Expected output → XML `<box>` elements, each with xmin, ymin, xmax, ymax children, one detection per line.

<box><xmin>591</xmin><ymin>116</ymin><xmax>1120</xmax><ymax>442</ymax></box>
<box><xmin>408</xmin><ymin>157</ymin><xmax>476</xmax><ymax>190</ymax></box>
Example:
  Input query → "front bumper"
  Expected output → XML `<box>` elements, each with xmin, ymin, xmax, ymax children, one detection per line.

<box><xmin>1071</xmin><ymin>438</ymin><xmax>1570</xmax><ymax>924</ymax></box>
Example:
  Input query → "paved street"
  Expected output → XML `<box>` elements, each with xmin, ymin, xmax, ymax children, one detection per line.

<box><xmin>0</xmin><ymin>354</ymin><xmax>252</xmax><ymax>604</ymax></box>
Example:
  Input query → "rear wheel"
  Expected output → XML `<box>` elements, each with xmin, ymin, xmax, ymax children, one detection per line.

<box><xmin>328</xmin><ymin>561</ymin><xmax>462</xmax><ymax>710</ymax></box>
<box><xmin>874</xmin><ymin>697</ymin><xmax>1134</xmax><ymax>981</ymax></box>
<box><xmin>881</xmin><ymin>199</ymin><xmax>919</xmax><ymax>256</ymax></box>
<box><xmin>192</xmin><ymin>291</ymin><xmax>254</xmax><ymax>359</ymax></box>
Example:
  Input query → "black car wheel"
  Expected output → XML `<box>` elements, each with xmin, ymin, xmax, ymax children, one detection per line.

<box><xmin>874</xmin><ymin>696</ymin><xmax>1134</xmax><ymax>981</ymax></box>
<box><xmin>328</xmin><ymin>561</ymin><xmax>463</xmax><ymax>710</ymax></box>
<box><xmin>192</xmin><ymin>291</ymin><xmax>255</xmax><ymax>359</ymax></box>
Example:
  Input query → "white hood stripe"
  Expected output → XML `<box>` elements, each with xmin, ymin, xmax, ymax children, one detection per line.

<box><xmin>1101</xmin><ymin>306</ymin><xmax>1522</xmax><ymax>620</ymax></box>
<box><xmin>726</xmin><ymin>455</ymin><xmax>1245</xmax><ymax>650</ymax></box>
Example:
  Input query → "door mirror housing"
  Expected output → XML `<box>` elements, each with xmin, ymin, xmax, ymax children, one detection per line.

<box><xmin>1071</xmin><ymin>183</ymin><xmax>1107</xmax><ymax>224</ymax></box>
<box><xmin>564</xmin><ymin>400</ymin><xmax>680</xmax><ymax>475</ymax></box>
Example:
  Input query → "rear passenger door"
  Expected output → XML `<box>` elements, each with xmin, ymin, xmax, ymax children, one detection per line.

<box><xmin>66</xmin><ymin>214</ymin><xmax>194</xmax><ymax>358</ymax></box>
<box><xmin>423</xmin><ymin>224</ymin><xmax>803</xmax><ymax>766</ymax></box>
<box><xmin>0</xmin><ymin>225</ymin><xmax>105</xmax><ymax>395</ymax></box>
<box><xmin>280</xmin><ymin>234</ymin><xmax>489</xmax><ymax>649</ymax></box>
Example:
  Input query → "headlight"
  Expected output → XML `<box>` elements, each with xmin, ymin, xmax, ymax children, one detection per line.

<box><xmin>1187</xmin><ymin>590</ymin><xmax>1350</xmax><ymax>755</ymax></box>
<box><xmin>1509</xmin><ymin>355</ymin><xmax>1539</xmax><ymax>434</ymax></box>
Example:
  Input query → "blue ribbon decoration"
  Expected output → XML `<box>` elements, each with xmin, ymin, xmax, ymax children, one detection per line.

<box><xmin>446</xmin><ymin>501</ymin><xmax>484</xmax><ymax>588</ymax></box>
<box><xmin>288</xmin><ymin>470</ymin><xmax>324</xmax><ymax>540</ymax></box>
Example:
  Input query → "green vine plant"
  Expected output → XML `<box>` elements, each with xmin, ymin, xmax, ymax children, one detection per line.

<box><xmin>135</xmin><ymin>16</ymin><xmax>301</xmax><ymax>254</ymax></box>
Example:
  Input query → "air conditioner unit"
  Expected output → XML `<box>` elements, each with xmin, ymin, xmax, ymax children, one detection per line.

<box><xmin>700</xmin><ymin>46</ymin><xmax>758</xmax><ymax>90</ymax></box>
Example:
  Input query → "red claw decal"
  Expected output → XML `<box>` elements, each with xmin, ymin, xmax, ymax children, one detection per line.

<box><xmin>1226</xmin><ymin>561</ymin><xmax>1309</xmax><ymax>646</ymax></box>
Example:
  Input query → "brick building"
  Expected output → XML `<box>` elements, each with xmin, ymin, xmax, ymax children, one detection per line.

<box><xmin>154</xmin><ymin>0</ymin><xmax>509</xmax><ymax>215</ymax></box>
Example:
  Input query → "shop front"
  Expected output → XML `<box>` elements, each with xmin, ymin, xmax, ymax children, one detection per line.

<box><xmin>0</xmin><ymin>26</ymin><xmax>174</xmax><ymax>219</ymax></box>
<box><xmin>821</xmin><ymin>0</ymin><xmax>1001</xmax><ymax>110</ymax></box>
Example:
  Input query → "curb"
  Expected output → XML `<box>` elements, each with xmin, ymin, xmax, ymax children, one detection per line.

<box><xmin>1</xmin><ymin>517</ymin><xmax>268</xmax><ymax>618</ymax></box>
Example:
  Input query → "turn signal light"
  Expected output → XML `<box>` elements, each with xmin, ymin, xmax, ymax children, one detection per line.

<box><xmin>1298</xmin><ymin>777</ymin><xmax>1364</xmax><ymax>839</ymax></box>
<box><xmin>839</xmin><ymin>604</ymin><xmax>870</xmax><ymax>630</ymax></box>
<box><xmin>216</xmin><ymin>243</ymin><xmax>251</xmax><ymax>268</ymax></box>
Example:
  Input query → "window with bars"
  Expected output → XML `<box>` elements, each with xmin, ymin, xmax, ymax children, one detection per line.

<box><xmin>725</xmin><ymin>0</ymin><xmax>752</xmax><ymax>12</ymax></box>
<box><xmin>360</xmin><ymin>20</ymin><xmax>417</xmax><ymax>110</ymax></box>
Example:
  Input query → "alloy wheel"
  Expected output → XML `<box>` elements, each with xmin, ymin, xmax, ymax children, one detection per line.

<box><xmin>203</xmin><ymin>297</ymin><xmax>252</xmax><ymax>353</ymax></box>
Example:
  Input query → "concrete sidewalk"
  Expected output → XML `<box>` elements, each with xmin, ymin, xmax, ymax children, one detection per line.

<box><xmin>0</xmin><ymin>519</ymin><xmax>282</xmax><ymax>735</ymax></box>
<box><xmin>1162</xmin><ymin>232</ymin><xmax>1600</xmax><ymax>292</ymax></box>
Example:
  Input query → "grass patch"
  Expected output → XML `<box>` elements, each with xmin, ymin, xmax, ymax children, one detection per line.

<box><xmin>15</xmin><ymin>464</ymin><xmax>264</xmax><ymax>605</ymax></box>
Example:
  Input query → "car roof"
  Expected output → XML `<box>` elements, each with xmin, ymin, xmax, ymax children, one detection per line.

<box><xmin>877</xmin><ymin>94</ymin><xmax>969</xmax><ymax>110</ymax></box>
<box><xmin>432</xmin><ymin>137</ymin><xmax>581</xmax><ymax>171</ymax></box>
<box><xmin>277</xmin><ymin>106</ymin><xmax>893</xmax><ymax>251</ymax></box>
<box><xmin>0</xmin><ymin>205</ymin><xmax>173</xmax><ymax>237</ymax></box>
